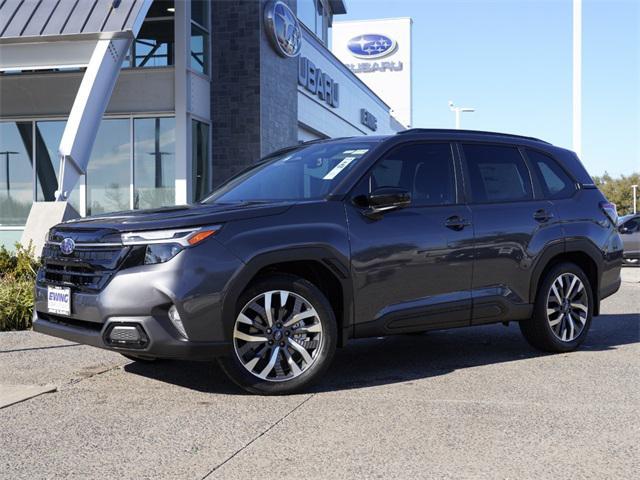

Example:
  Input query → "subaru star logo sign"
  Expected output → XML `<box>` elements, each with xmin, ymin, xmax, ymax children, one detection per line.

<box><xmin>348</xmin><ymin>34</ymin><xmax>397</xmax><ymax>59</ymax></box>
<box><xmin>60</xmin><ymin>237</ymin><xmax>75</xmax><ymax>255</ymax></box>
<box><xmin>264</xmin><ymin>1</ymin><xmax>302</xmax><ymax>58</ymax></box>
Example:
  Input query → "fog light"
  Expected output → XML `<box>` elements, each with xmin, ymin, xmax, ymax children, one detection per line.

<box><xmin>105</xmin><ymin>324</ymin><xmax>148</xmax><ymax>348</ymax></box>
<box><xmin>109</xmin><ymin>325</ymin><xmax>141</xmax><ymax>343</ymax></box>
<box><xmin>168</xmin><ymin>305</ymin><xmax>188</xmax><ymax>339</ymax></box>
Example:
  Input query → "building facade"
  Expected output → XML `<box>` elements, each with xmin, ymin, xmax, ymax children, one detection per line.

<box><xmin>0</xmin><ymin>0</ymin><xmax>403</xmax><ymax>247</ymax></box>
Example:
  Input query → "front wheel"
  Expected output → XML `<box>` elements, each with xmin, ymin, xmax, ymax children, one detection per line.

<box><xmin>520</xmin><ymin>262</ymin><xmax>593</xmax><ymax>353</ymax></box>
<box><xmin>218</xmin><ymin>274</ymin><xmax>337</xmax><ymax>395</ymax></box>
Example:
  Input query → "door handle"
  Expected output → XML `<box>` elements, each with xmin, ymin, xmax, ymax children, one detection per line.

<box><xmin>445</xmin><ymin>216</ymin><xmax>471</xmax><ymax>231</ymax></box>
<box><xmin>533</xmin><ymin>209</ymin><xmax>554</xmax><ymax>222</ymax></box>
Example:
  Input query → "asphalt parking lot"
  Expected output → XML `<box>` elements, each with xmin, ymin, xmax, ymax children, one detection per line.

<box><xmin>1</xmin><ymin>269</ymin><xmax>638</xmax><ymax>479</ymax></box>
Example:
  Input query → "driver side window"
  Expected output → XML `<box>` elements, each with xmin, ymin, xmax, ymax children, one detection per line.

<box><xmin>365</xmin><ymin>143</ymin><xmax>457</xmax><ymax>206</ymax></box>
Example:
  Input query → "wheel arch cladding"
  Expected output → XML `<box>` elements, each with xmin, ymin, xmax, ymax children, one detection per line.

<box><xmin>531</xmin><ymin>242</ymin><xmax>601</xmax><ymax>316</ymax></box>
<box><xmin>221</xmin><ymin>248</ymin><xmax>353</xmax><ymax>347</ymax></box>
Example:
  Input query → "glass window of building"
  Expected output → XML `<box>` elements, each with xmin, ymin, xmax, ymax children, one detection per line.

<box><xmin>191</xmin><ymin>1</ymin><xmax>210</xmax><ymax>75</ymax></box>
<box><xmin>297</xmin><ymin>1</ymin><xmax>328</xmax><ymax>44</ymax></box>
<box><xmin>132</xmin><ymin>20</ymin><xmax>175</xmax><ymax>68</ymax></box>
<box><xmin>134</xmin><ymin>117</ymin><xmax>176</xmax><ymax>209</ymax></box>
<box><xmin>127</xmin><ymin>0</ymin><xmax>175</xmax><ymax>68</ymax></box>
<box><xmin>192</xmin><ymin>120</ymin><xmax>210</xmax><ymax>202</ymax></box>
<box><xmin>190</xmin><ymin>24</ymin><xmax>209</xmax><ymax>74</ymax></box>
<box><xmin>0</xmin><ymin>122</ymin><xmax>33</xmax><ymax>226</ymax></box>
<box><xmin>298</xmin><ymin>0</ymin><xmax>317</xmax><ymax>33</ymax></box>
<box><xmin>34</xmin><ymin>121</ymin><xmax>81</xmax><ymax>212</ymax></box>
<box><xmin>191</xmin><ymin>0</ymin><xmax>208</xmax><ymax>28</ymax></box>
<box><xmin>86</xmin><ymin>119</ymin><xmax>130</xmax><ymax>215</ymax></box>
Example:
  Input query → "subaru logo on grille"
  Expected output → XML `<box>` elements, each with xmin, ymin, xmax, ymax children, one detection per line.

<box><xmin>60</xmin><ymin>237</ymin><xmax>75</xmax><ymax>255</ymax></box>
<box><xmin>264</xmin><ymin>1</ymin><xmax>302</xmax><ymax>58</ymax></box>
<box><xmin>347</xmin><ymin>34</ymin><xmax>397</xmax><ymax>59</ymax></box>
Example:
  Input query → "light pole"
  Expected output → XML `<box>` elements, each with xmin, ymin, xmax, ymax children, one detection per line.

<box><xmin>573</xmin><ymin>0</ymin><xmax>582</xmax><ymax>157</ymax></box>
<box><xmin>0</xmin><ymin>151</ymin><xmax>19</xmax><ymax>194</ymax></box>
<box><xmin>632</xmin><ymin>184</ymin><xmax>638</xmax><ymax>214</ymax></box>
<box><xmin>449</xmin><ymin>101</ymin><xmax>475</xmax><ymax>129</ymax></box>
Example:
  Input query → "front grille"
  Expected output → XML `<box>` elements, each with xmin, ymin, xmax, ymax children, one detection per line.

<box><xmin>39</xmin><ymin>243</ymin><xmax>130</xmax><ymax>292</ymax></box>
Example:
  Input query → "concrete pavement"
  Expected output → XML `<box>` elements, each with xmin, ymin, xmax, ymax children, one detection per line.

<box><xmin>1</xmin><ymin>268</ymin><xmax>638</xmax><ymax>479</ymax></box>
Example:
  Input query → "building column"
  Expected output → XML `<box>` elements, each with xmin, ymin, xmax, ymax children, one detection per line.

<box><xmin>174</xmin><ymin>0</ymin><xmax>191</xmax><ymax>204</ymax></box>
<box><xmin>210</xmin><ymin>0</ymin><xmax>298</xmax><ymax>188</ymax></box>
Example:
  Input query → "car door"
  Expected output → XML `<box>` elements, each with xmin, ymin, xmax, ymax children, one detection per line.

<box><xmin>620</xmin><ymin>217</ymin><xmax>640</xmax><ymax>255</ymax></box>
<box><xmin>346</xmin><ymin>142</ymin><xmax>475</xmax><ymax>337</ymax></box>
<box><xmin>460</xmin><ymin>142</ymin><xmax>561</xmax><ymax>323</ymax></box>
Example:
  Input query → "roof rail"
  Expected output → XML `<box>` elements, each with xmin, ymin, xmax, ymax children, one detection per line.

<box><xmin>396</xmin><ymin>128</ymin><xmax>550</xmax><ymax>144</ymax></box>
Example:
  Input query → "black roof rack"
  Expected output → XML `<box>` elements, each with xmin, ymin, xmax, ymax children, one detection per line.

<box><xmin>396</xmin><ymin>128</ymin><xmax>550</xmax><ymax>144</ymax></box>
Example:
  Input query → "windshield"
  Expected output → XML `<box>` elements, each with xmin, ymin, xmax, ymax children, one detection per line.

<box><xmin>203</xmin><ymin>141</ymin><xmax>376</xmax><ymax>203</ymax></box>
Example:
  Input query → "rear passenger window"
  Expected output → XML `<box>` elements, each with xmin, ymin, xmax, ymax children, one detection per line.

<box><xmin>462</xmin><ymin>144</ymin><xmax>533</xmax><ymax>202</ymax></box>
<box><xmin>527</xmin><ymin>149</ymin><xmax>576</xmax><ymax>199</ymax></box>
<box><xmin>367</xmin><ymin>143</ymin><xmax>456</xmax><ymax>206</ymax></box>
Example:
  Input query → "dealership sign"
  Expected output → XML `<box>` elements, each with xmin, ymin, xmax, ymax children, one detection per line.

<box><xmin>347</xmin><ymin>34</ymin><xmax>397</xmax><ymax>59</ymax></box>
<box><xmin>332</xmin><ymin>18</ymin><xmax>413</xmax><ymax>127</ymax></box>
<box><xmin>298</xmin><ymin>56</ymin><xmax>340</xmax><ymax>109</ymax></box>
<box><xmin>344</xmin><ymin>33</ymin><xmax>403</xmax><ymax>73</ymax></box>
<box><xmin>264</xmin><ymin>1</ymin><xmax>302</xmax><ymax>58</ymax></box>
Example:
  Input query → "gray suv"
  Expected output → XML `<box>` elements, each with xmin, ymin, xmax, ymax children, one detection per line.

<box><xmin>34</xmin><ymin>129</ymin><xmax>623</xmax><ymax>394</ymax></box>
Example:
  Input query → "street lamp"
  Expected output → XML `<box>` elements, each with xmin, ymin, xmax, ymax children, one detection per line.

<box><xmin>448</xmin><ymin>101</ymin><xmax>475</xmax><ymax>129</ymax></box>
<box><xmin>632</xmin><ymin>184</ymin><xmax>638</xmax><ymax>214</ymax></box>
<box><xmin>0</xmin><ymin>151</ymin><xmax>19</xmax><ymax>194</ymax></box>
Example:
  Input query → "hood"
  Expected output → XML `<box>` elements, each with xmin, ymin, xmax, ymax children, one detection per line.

<box><xmin>50</xmin><ymin>201</ymin><xmax>293</xmax><ymax>241</ymax></box>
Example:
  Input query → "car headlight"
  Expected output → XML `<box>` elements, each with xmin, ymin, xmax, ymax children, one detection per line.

<box><xmin>144</xmin><ymin>243</ymin><xmax>183</xmax><ymax>264</ymax></box>
<box><xmin>120</xmin><ymin>225</ymin><xmax>221</xmax><ymax>265</ymax></box>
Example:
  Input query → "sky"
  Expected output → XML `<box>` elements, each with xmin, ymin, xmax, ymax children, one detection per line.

<box><xmin>338</xmin><ymin>0</ymin><xmax>639</xmax><ymax>177</ymax></box>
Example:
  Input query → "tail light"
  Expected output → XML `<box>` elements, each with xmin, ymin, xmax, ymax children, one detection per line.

<box><xmin>600</xmin><ymin>201</ymin><xmax>618</xmax><ymax>225</ymax></box>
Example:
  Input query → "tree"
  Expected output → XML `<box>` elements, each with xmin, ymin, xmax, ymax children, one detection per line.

<box><xmin>593</xmin><ymin>172</ymin><xmax>640</xmax><ymax>216</ymax></box>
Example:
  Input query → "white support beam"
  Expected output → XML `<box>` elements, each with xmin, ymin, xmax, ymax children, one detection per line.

<box><xmin>56</xmin><ymin>36</ymin><xmax>132</xmax><ymax>200</ymax></box>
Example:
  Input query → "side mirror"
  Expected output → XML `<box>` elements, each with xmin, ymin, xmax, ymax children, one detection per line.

<box><xmin>354</xmin><ymin>187</ymin><xmax>411</xmax><ymax>219</ymax></box>
<box><xmin>619</xmin><ymin>226</ymin><xmax>628</xmax><ymax>234</ymax></box>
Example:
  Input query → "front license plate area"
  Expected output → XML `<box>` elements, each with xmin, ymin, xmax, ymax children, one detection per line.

<box><xmin>47</xmin><ymin>286</ymin><xmax>71</xmax><ymax>316</ymax></box>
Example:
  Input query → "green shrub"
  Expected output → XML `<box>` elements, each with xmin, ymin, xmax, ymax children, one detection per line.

<box><xmin>0</xmin><ymin>242</ymin><xmax>39</xmax><ymax>331</ymax></box>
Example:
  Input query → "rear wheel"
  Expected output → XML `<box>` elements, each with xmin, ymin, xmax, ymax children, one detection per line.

<box><xmin>520</xmin><ymin>262</ymin><xmax>593</xmax><ymax>352</ymax></box>
<box><xmin>219</xmin><ymin>274</ymin><xmax>337</xmax><ymax>395</ymax></box>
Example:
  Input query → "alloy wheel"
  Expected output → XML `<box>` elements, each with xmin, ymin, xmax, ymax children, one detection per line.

<box><xmin>232</xmin><ymin>290</ymin><xmax>323</xmax><ymax>382</ymax></box>
<box><xmin>546</xmin><ymin>273</ymin><xmax>589</xmax><ymax>342</ymax></box>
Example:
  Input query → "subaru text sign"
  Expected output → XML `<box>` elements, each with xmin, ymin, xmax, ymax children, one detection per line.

<box><xmin>332</xmin><ymin>18</ymin><xmax>413</xmax><ymax>128</ymax></box>
<box><xmin>347</xmin><ymin>34</ymin><xmax>397</xmax><ymax>59</ymax></box>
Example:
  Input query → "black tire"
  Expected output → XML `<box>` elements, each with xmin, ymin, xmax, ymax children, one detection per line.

<box><xmin>520</xmin><ymin>262</ymin><xmax>593</xmax><ymax>353</ymax></box>
<box><xmin>218</xmin><ymin>274</ymin><xmax>337</xmax><ymax>395</ymax></box>
<box><xmin>120</xmin><ymin>353</ymin><xmax>157</xmax><ymax>362</ymax></box>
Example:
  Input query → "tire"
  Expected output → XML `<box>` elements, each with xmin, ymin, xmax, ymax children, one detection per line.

<box><xmin>520</xmin><ymin>262</ymin><xmax>593</xmax><ymax>353</ymax></box>
<box><xmin>219</xmin><ymin>274</ymin><xmax>337</xmax><ymax>395</ymax></box>
<box><xmin>120</xmin><ymin>353</ymin><xmax>157</xmax><ymax>362</ymax></box>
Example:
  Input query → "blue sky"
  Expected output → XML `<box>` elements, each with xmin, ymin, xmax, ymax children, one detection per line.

<box><xmin>339</xmin><ymin>0</ymin><xmax>639</xmax><ymax>177</ymax></box>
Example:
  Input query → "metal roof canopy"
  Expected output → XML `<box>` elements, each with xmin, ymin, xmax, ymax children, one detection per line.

<box><xmin>0</xmin><ymin>0</ymin><xmax>151</xmax><ymax>70</ymax></box>
<box><xmin>0</xmin><ymin>0</ymin><xmax>153</xmax><ymax>202</ymax></box>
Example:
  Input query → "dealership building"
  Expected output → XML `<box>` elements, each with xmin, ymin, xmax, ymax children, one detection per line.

<box><xmin>0</xmin><ymin>0</ymin><xmax>406</xmax><ymax>248</ymax></box>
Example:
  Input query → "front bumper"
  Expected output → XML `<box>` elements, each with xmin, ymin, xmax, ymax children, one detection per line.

<box><xmin>33</xmin><ymin>312</ymin><xmax>230</xmax><ymax>360</ymax></box>
<box><xmin>33</xmin><ymin>238</ymin><xmax>243</xmax><ymax>359</ymax></box>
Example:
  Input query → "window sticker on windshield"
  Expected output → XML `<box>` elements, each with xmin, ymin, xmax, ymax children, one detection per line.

<box><xmin>323</xmin><ymin>157</ymin><xmax>356</xmax><ymax>180</ymax></box>
<box><xmin>351</xmin><ymin>149</ymin><xmax>369</xmax><ymax>155</ymax></box>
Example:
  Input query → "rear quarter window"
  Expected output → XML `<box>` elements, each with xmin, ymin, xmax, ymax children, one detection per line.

<box><xmin>526</xmin><ymin>149</ymin><xmax>576</xmax><ymax>199</ymax></box>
